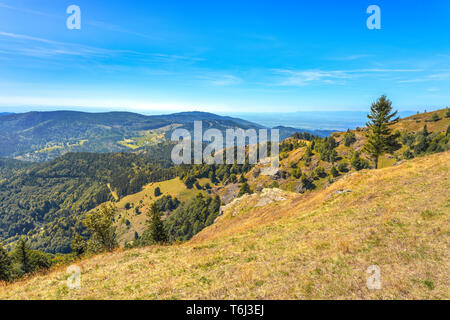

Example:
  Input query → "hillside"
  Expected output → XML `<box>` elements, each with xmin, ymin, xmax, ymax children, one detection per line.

<box><xmin>243</xmin><ymin>108</ymin><xmax>450</xmax><ymax>194</ymax></box>
<box><xmin>0</xmin><ymin>152</ymin><xmax>178</xmax><ymax>253</ymax></box>
<box><xmin>1</xmin><ymin>151</ymin><xmax>448</xmax><ymax>299</ymax></box>
<box><xmin>0</xmin><ymin>110</ymin><xmax>313</xmax><ymax>162</ymax></box>
<box><xmin>1</xmin><ymin>108</ymin><xmax>448</xmax><ymax>255</ymax></box>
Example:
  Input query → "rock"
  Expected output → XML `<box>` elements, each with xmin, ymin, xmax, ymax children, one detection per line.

<box><xmin>255</xmin><ymin>188</ymin><xmax>286</xmax><ymax>207</ymax></box>
<box><xmin>326</xmin><ymin>189</ymin><xmax>352</xmax><ymax>200</ymax></box>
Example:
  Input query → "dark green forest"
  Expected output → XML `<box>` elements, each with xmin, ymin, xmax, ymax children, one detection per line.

<box><xmin>0</xmin><ymin>152</ymin><xmax>178</xmax><ymax>253</ymax></box>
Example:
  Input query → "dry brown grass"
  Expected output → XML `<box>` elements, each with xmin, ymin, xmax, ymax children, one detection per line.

<box><xmin>1</xmin><ymin>152</ymin><xmax>448</xmax><ymax>300</ymax></box>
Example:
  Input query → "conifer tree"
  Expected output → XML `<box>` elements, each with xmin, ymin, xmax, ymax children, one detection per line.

<box><xmin>363</xmin><ymin>95</ymin><xmax>400</xmax><ymax>168</ymax></box>
<box><xmin>147</xmin><ymin>203</ymin><xmax>168</xmax><ymax>244</ymax></box>
<box><xmin>14</xmin><ymin>237</ymin><xmax>32</xmax><ymax>275</ymax></box>
<box><xmin>238</xmin><ymin>182</ymin><xmax>252</xmax><ymax>197</ymax></box>
<box><xmin>0</xmin><ymin>242</ymin><xmax>12</xmax><ymax>282</ymax></box>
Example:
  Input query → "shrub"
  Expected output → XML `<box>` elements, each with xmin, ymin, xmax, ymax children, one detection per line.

<box><xmin>337</xmin><ymin>162</ymin><xmax>349</xmax><ymax>173</ymax></box>
<box><xmin>83</xmin><ymin>204</ymin><xmax>118</xmax><ymax>253</ymax></box>
<box><xmin>431</xmin><ymin>113</ymin><xmax>440</xmax><ymax>122</ymax></box>
<box><xmin>343</xmin><ymin>131</ymin><xmax>356</xmax><ymax>147</ymax></box>
<box><xmin>313</xmin><ymin>166</ymin><xmax>327</xmax><ymax>179</ymax></box>
<box><xmin>71</xmin><ymin>234</ymin><xmax>86</xmax><ymax>257</ymax></box>
<box><xmin>403</xmin><ymin>149</ymin><xmax>414</xmax><ymax>160</ymax></box>
<box><xmin>330</xmin><ymin>166</ymin><xmax>339</xmax><ymax>178</ymax></box>
<box><xmin>351</xmin><ymin>152</ymin><xmax>369</xmax><ymax>171</ymax></box>
<box><xmin>292</xmin><ymin>167</ymin><xmax>302</xmax><ymax>179</ymax></box>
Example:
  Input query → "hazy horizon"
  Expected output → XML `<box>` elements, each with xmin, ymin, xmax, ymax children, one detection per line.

<box><xmin>1</xmin><ymin>105</ymin><xmax>442</xmax><ymax>131</ymax></box>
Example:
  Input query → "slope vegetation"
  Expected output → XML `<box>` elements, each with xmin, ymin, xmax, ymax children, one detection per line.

<box><xmin>1</xmin><ymin>151</ymin><xmax>448</xmax><ymax>299</ymax></box>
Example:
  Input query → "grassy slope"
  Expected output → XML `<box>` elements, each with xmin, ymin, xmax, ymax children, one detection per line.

<box><xmin>1</xmin><ymin>151</ymin><xmax>448</xmax><ymax>299</ymax></box>
<box><xmin>103</xmin><ymin>178</ymin><xmax>210</xmax><ymax>245</ymax></box>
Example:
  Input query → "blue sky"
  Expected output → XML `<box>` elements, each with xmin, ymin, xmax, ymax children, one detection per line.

<box><xmin>0</xmin><ymin>0</ymin><xmax>449</xmax><ymax>113</ymax></box>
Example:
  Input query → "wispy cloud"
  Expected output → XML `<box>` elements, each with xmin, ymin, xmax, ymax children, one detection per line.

<box><xmin>330</xmin><ymin>54</ymin><xmax>373</xmax><ymax>61</ymax></box>
<box><xmin>274</xmin><ymin>68</ymin><xmax>423</xmax><ymax>86</ymax></box>
<box><xmin>0</xmin><ymin>31</ymin><xmax>202</xmax><ymax>67</ymax></box>
<box><xmin>195</xmin><ymin>73</ymin><xmax>243</xmax><ymax>86</ymax></box>
<box><xmin>0</xmin><ymin>31</ymin><xmax>121</xmax><ymax>58</ymax></box>
<box><xmin>397</xmin><ymin>71</ymin><xmax>450</xmax><ymax>83</ymax></box>
<box><xmin>0</xmin><ymin>2</ymin><xmax>59</xmax><ymax>18</ymax></box>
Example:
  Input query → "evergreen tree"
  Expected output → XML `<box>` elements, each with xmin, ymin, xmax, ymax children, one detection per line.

<box><xmin>0</xmin><ymin>242</ymin><xmax>12</xmax><ymax>282</ymax></box>
<box><xmin>154</xmin><ymin>187</ymin><xmax>162</xmax><ymax>197</ymax></box>
<box><xmin>14</xmin><ymin>237</ymin><xmax>32</xmax><ymax>275</ymax></box>
<box><xmin>238</xmin><ymin>182</ymin><xmax>252</xmax><ymax>197</ymax></box>
<box><xmin>147</xmin><ymin>203</ymin><xmax>168</xmax><ymax>244</ymax></box>
<box><xmin>344</xmin><ymin>130</ymin><xmax>356</xmax><ymax>147</ymax></box>
<box><xmin>363</xmin><ymin>95</ymin><xmax>400</xmax><ymax>168</ymax></box>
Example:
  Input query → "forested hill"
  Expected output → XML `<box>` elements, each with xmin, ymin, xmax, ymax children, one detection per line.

<box><xmin>0</xmin><ymin>152</ymin><xmax>178</xmax><ymax>253</ymax></box>
<box><xmin>0</xmin><ymin>110</ymin><xmax>327</xmax><ymax>162</ymax></box>
<box><xmin>0</xmin><ymin>111</ymin><xmax>264</xmax><ymax>162</ymax></box>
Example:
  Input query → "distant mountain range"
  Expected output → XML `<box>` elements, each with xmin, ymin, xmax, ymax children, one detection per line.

<box><xmin>0</xmin><ymin>110</ymin><xmax>333</xmax><ymax>162</ymax></box>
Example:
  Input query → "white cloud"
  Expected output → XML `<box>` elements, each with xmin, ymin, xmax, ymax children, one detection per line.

<box><xmin>274</xmin><ymin>68</ymin><xmax>424</xmax><ymax>87</ymax></box>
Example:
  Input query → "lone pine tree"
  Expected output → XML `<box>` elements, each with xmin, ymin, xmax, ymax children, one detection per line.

<box><xmin>147</xmin><ymin>203</ymin><xmax>168</xmax><ymax>244</ymax></box>
<box><xmin>363</xmin><ymin>95</ymin><xmax>400</xmax><ymax>169</ymax></box>
<box><xmin>14</xmin><ymin>237</ymin><xmax>32</xmax><ymax>275</ymax></box>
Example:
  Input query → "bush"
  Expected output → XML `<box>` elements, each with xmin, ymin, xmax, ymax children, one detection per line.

<box><xmin>343</xmin><ymin>131</ymin><xmax>356</xmax><ymax>147</ymax></box>
<box><xmin>300</xmin><ymin>174</ymin><xmax>315</xmax><ymax>191</ymax></box>
<box><xmin>71</xmin><ymin>234</ymin><xmax>86</xmax><ymax>257</ymax></box>
<box><xmin>154</xmin><ymin>187</ymin><xmax>162</xmax><ymax>197</ymax></box>
<box><xmin>313</xmin><ymin>166</ymin><xmax>327</xmax><ymax>179</ymax></box>
<box><xmin>403</xmin><ymin>149</ymin><xmax>414</xmax><ymax>159</ymax></box>
<box><xmin>431</xmin><ymin>113</ymin><xmax>440</xmax><ymax>122</ymax></box>
<box><xmin>351</xmin><ymin>152</ymin><xmax>369</xmax><ymax>171</ymax></box>
<box><xmin>292</xmin><ymin>167</ymin><xmax>302</xmax><ymax>179</ymax></box>
<box><xmin>337</xmin><ymin>162</ymin><xmax>349</xmax><ymax>173</ymax></box>
<box><xmin>83</xmin><ymin>204</ymin><xmax>118</xmax><ymax>253</ymax></box>
<box><xmin>330</xmin><ymin>166</ymin><xmax>339</xmax><ymax>178</ymax></box>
